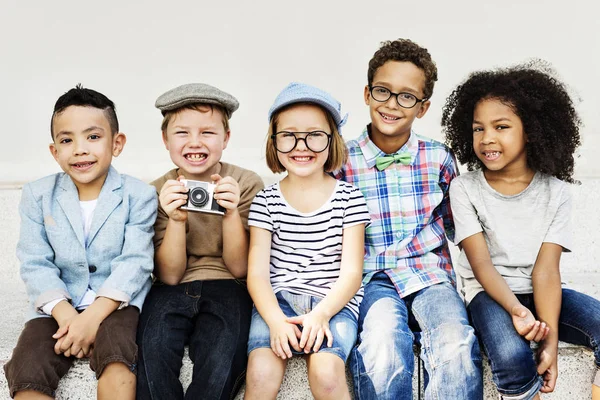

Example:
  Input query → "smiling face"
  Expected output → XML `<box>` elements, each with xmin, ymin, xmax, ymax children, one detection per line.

<box><xmin>472</xmin><ymin>98</ymin><xmax>529</xmax><ymax>176</ymax></box>
<box><xmin>365</xmin><ymin>61</ymin><xmax>430</xmax><ymax>153</ymax></box>
<box><xmin>274</xmin><ymin>103</ymin><xmax>331</xmax><ymax>179</ymax></box>
<box><xmin>162</xmin><ymin>106</ymin><xmax>230</xmax><ymax>181</ymax></box>
<box><xmin>50</xmin><ymin>106</ymin><xmax>125</xmax><ymax>200</ymax></box>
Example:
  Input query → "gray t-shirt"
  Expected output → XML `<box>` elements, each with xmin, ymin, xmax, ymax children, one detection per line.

<box><xmin>449</xmin><ymin>171</ymin><xmax>572</xmax><ymax>304</ymax></box>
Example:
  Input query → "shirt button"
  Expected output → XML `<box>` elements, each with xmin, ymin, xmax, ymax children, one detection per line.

<box><xmin>89</xmin><ymin>265</ymin><xmax>97</xmax><ymax>273</ymax></box>
<box><xmin>396</xmin><ymin>233</ymin><xmax>402</xmax><ymax>239</ymax></box>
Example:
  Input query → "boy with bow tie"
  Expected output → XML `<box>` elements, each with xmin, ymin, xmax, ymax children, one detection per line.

<box><xmin>336</xmin><ymin>39</ymin><xmax>483</xmax><ymax>399</ymax></box>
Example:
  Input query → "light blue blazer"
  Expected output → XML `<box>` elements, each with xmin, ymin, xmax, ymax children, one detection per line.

<box><xmin>16</xmin><ymin>166</ymin><xmax>157</xmax><ymax>321</ymax></box>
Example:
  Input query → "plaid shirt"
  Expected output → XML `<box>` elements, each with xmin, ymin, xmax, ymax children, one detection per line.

<box><xmin>336</xmin><ymin>126</ymin><xmax>457</xmax><ymax>297</ymax></box>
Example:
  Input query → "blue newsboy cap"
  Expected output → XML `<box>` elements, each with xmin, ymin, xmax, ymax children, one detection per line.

<box><xmin>267</xmin><ymin>82</ymin><xmax>348</xmax><ymax>131</ymax></box>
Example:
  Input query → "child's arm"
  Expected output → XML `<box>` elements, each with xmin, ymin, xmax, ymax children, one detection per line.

<box><xmin>532</xmin><ymin>242</ymin><xmax>563</xmax><ymax>393</ymax></box>
<box><xmin>17</xmin><ymin>184</ymin><xmax>72</xmax><ymax>313</ymax></box>
<box><xmin>212</xmin><ymin>174</ymin><xmax>248</xmax><ymax>278</ymax></box>
<box><xmin>155</xmin><ymin>178</ymin><xmax>189</xmax><ymax>285</ymax></box>
<box><xmin>460</xmin><ymin>234</ymin><xmax>547</xmax><ymax>340</ymax></box>
<box><xmin>532</xmin><ymin>188</ymin><xmax>570</xmax><ymax>393</ymax></box>
<box><xmin>439</xmin><ymin>150</ymin><xmax>459</xmax><ymax>242</ymax></box>
<box><xmin>247</xmin><ymin>226</ymin><xmax>301</xmax><ymax>359</ymax></box>
<box><xmin>94</xmin><ymin>183</ymin><xmax>157</xmax><ymax>305</ymax></box>
<box><xmin>287</xmin><ymin>223</ymin><xmax>365</xmax><ymax>353</ymax></box>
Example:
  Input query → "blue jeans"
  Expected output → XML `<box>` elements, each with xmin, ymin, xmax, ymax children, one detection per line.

<box><xmin>247</xmin><ymin>290</ymin><xmax>358</xmax><ymax>361</ymax></box>
<box><xmin>136</xmin><ymin>280</ymin><xmax>252</xmax><ymax>400</ymax></box>
<box><xmin>350</xmin><ymin>273</ymin><xmax>483</xmax><ymax>400</ymax></box>
<box><xmin>469</xmin><ymin>288</ymin><xmax>600</xmax><ymax>399</ymax></box>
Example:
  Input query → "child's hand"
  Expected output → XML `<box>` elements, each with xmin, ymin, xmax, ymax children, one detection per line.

<box><xmin>510</xmin><ymin>304</ymin><xmax>549</xmax><ymax>342</ymax></box>
<box><xmin>51</xmin><ymin>301</ymin><xmax>79</xmax><ymax>357</ymax></box>
<box><xmin>211</xmin><ymin>174</ymin><xmax>240</xmax><ymax>215</ymax></box>
<box><xmin>287</xmin><ymin>310</ymin><xmax>333</xmax><ymax>353</ymax></box>
<box><xmin>159</xmin><ymin>177</ymin><xmax>188</xmax><ymax>222</ymax></box>
<box><xmin>53</xmin><ymin>310</ymin><xmax>101</xmax><ymax>359</ymax></box>
<box><xmin>52</xmin><ymin>300</ymin><xmax>79</xmax><ymax>329</ymax></box>
<box><xmin>53</xmin><ymin>315</ymin><xmax>77</xmax><ymax>358</ymax></box>
<box><xmin>537</xmin><ymin>341</ymin><xmax>558</xmax><ymax>393</ymax></box>
<box><xmin>269</xmin><ymin>319</ymin><xmax>302</xmax><ymax>359</ymax></box>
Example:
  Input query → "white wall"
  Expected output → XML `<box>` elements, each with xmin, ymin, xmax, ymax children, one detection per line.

<box><xmin>2</xmin><ymin>0</ymin><xmax>599</xmax><ymax>184</ymax></box>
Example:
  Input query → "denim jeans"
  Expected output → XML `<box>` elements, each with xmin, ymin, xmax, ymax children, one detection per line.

<box><xmin>350</xmin><ymin>273</ymin><xmax>483</xmax><ymax>400</ymax></box>
<box><xmin>136</xmin><ymin>280</ymin><xmax>252</xmax><ymax>400</ymax></box>
<box><xmin>469</xmin><ymin>288</ymin><xmax>600</xmax><ymax>399</ymax></box>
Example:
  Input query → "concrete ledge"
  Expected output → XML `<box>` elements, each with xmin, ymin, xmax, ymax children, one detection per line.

<box><xmin>1</xmin><ymin>346</ymin><xmax>596</xmax><ymax>399</ymax></box>
<box><xmin>1</xmin><ymin>180</ymin><xmax>599</xmax><ymax>399</ymax></box>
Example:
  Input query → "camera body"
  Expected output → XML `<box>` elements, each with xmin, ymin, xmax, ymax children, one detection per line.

<box><xmin>180</xmin><ymin>179</ymin><xmax>225</xmax><ymax>215</ymax></box>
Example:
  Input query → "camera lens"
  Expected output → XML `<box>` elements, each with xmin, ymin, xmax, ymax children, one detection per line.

<box><xmin>189</xmin><ymin>187</ymin><xmax>209</xmax><ymax>207</ymax></box>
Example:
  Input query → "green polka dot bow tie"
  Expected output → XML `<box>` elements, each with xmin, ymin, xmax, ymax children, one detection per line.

<box><xmin>375</xmin><ymin>152</ymin><xmax>412</xmax><ymax>171</ymax></box>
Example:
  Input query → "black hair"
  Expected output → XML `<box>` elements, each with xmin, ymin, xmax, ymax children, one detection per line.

<box><xmin>441</xmin><ymin>60</ymin><xmax>581</xmax><ymax>183</ymax></box>
<box><xmin>368</xmin><ymin>38</ymin><xmax>438</xmax><ymax>100</ymax></box>
<box><xmin>51</xmin><ymin>84</ymin><xmax>119</xmax><ymax>138</ymax></box>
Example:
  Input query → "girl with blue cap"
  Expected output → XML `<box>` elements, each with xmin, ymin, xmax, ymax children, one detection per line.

<box><xmin>244</xmin><ymin>83</ymin><xmax>370</xmax><ymax>399</ymax></box>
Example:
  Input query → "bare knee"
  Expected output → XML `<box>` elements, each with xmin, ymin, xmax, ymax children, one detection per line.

<box><xmin>244</xmin><ymin>349</ymin><xmax>286</xmax><ymax>400</ymax></box>
<box><xmin>14</xmin><ymin>390</ymin><xmax>53</xmax><ymax>400</ymax></box>
<box><xmin>97</xmin><ymin>362</ymin><xmax>135</xmax><ymax>400</ymax></box>
<box><xmin>99</xmin><ymin>361</ymin><xmax>135</xmax><ymax>382</ymax></box>
<box><xmin>307</xmin><ymin>354</ymin><xmax>349</xmax><ymax>400</ymax></box>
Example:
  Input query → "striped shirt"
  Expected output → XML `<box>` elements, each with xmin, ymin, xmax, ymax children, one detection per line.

<box><xmin>335</xmin><ymin>126</ymin><xmax>457</xmax><ymax>298</ymax></box>
<box><xmin>248</xmin><ymin>180</ymin><xmax>370</xmax><ymax>318</ymax></box>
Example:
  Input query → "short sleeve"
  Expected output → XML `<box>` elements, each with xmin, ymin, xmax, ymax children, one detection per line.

<box><xmin>237</xmin><ymin>171</ymin><xmax>265</xmax><ymax>230</ymax></box>
<box><xmin>449</xmin><ymin>178</ymin><xmax>483</xmax><ymax>245</ymax></box>
<box><xmin>248</xmin><ymin>190</ymin><xmax>273</xmax><ymax>232</ymax></box>
<box><xmin>343</xmin><ymin>185</ymin><xmax>371</xmax><ymax>229</ymax></box>
<box><xmin>543</xmin><ymin>185</ymin><xmax>572</xmax><ymax>252</ymax></box>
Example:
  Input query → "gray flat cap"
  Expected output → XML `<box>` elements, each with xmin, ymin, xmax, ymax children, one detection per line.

<box><xmin>155</xmin><ymin>83</ymin><xmax>239</xmax><ymax>118</ymax></box>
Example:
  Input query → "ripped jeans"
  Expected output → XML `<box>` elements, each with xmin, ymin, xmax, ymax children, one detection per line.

<box><xmin>350</xmin><ymin>273</ymin><xmax>483</xmax><ymax>400</ymax></box>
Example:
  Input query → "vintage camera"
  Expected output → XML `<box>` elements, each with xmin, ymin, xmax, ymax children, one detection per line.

<box><xmin>180</xmin><ymin>180</ymin><xmax>225</xmax><ymax>215</ymax></box>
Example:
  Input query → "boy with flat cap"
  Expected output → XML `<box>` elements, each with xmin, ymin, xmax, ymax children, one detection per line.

<box><xmin>136</xmin><ymin>83</ymin><xmax>264</xmax><ymax>399</ymax></box>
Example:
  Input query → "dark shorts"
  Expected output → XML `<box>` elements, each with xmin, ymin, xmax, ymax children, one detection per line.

<box><xmin>3</xmin><ymin>306</ymin><xmax>139</xmax><ymax>398</ymax></box>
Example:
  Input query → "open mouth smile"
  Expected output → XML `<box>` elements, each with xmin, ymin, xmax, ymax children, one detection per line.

<box><xmin>184</xmin><ymin>153</ymin><xmax>208</xmax><ymax>163</ymax></box>
<box><xmin>71</xmin><ymin>161</ymin><xmax>96</xmax><ymax>171</ymax></box>
<box><xmin>379</xmin><ymin>111</ymin><xmax>400</xmax><ymax>122</ymax></box>
<box><xmin>482</xmin><ymin>151</ymin><xmax>501</xmax><ymax>161</ymax></box>
<box><xmin>291</xmin><ymin>155</ymin><xmax>314</xmax><ymax>163</ymax></box>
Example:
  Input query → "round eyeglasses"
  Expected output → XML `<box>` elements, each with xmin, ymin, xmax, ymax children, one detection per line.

<box><xmin>369</xmin><ymin>86</ymin><xmax>427</xmax><ymax>109</ymax></box>
<box><xmin>271</xmin><ymin>131</ymin><xmax>332</xmax><ymax>153</ymax></box>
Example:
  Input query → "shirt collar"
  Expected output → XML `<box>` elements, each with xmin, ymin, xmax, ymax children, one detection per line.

<box><xmin>357</xmin><ymin>124</ymin><xmax>419</xmax><ymax>169</ymax></box>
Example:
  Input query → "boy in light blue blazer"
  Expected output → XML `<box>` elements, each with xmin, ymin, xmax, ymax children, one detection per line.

<box><xmin>3</xmin><ymin>85</ymin><xmax>157</xmax><ymax>400</ymax></box>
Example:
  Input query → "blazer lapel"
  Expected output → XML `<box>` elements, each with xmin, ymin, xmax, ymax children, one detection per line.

<box><xmin>87</xmin><ymin>166</ymin><xmax>122</xmax><ymax>246</ymax></box>
<box><xmin>56</xmin><ymin>174</ymin><xmax>86</xmax><ymax>248</ymax></box>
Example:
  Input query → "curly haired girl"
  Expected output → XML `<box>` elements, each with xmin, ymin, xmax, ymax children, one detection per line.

<box><xmin>442</xmin><ymin>61</ymin><xmax>599</xmax><ymax>400</ymax></box>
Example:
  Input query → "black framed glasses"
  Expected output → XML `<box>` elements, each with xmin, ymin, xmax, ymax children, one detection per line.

<box><xmin>369</xmin><ymin>86</ymin><xmax>427</xmax><ymax>109</ymax></box>
<box><xmin>271</xmin><ymin>131</ymin><xmax>332</xmax><ymax>153</ymax></box>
